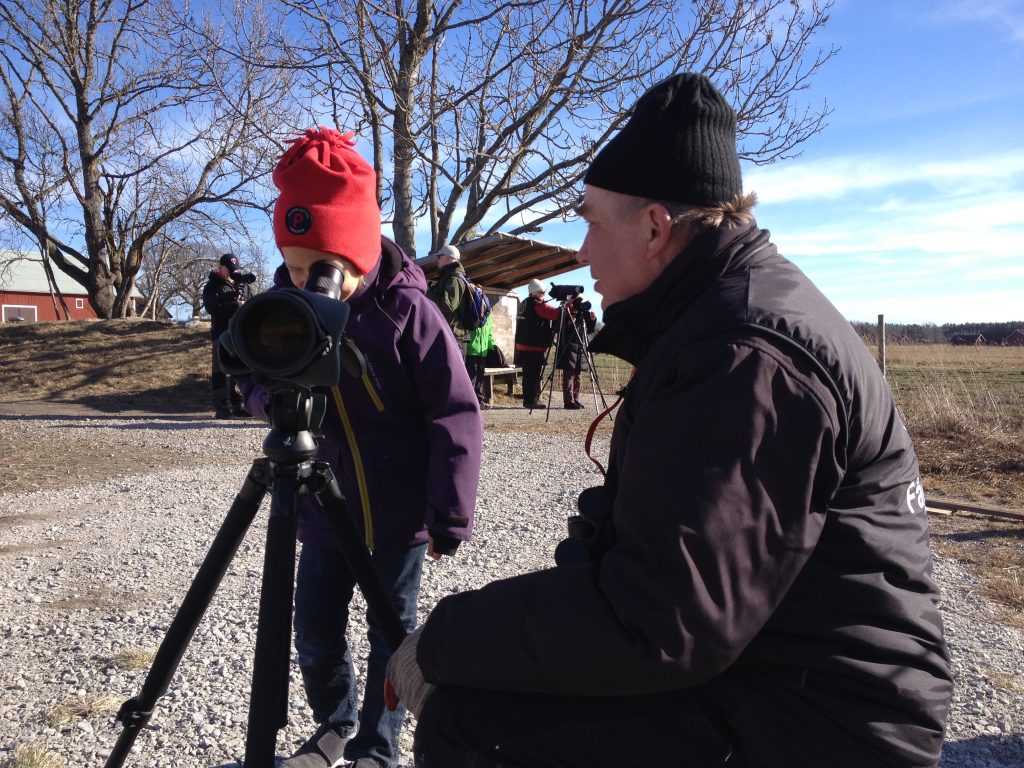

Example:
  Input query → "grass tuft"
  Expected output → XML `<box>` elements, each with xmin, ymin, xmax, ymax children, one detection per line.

<box><xmin>111</xmin><ymin>647</ymin><xmax>157</xmax><ymax>670</ymax></box>
<box><xmin>1</xmin><ymin>743</ymin><xmax>61</xmax><ymax>768</ymax></box>
<box><xmin>43</xmin><ymin>694</ymin><xmax>123</xmax><ymax>726</ymax></box>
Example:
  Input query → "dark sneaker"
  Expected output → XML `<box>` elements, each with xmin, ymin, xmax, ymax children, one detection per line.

<box><xmin>569</xmin><ymin>401</ymin><xmax>585</xmax><ymax>410</ymax></box>
<box><xmin>231</xmin><ymin>407</ymin><xmax>253</xmax><ymax>418</ymax></box>
<box><xmin>214</xmin><ymin>408</ymin><xmax>233</xmax><ymax>420</ymax></box>
<box><xmin>281</xmin><ymin>724</ymin><xmax>350</xmax><ymax>767</ymax></box>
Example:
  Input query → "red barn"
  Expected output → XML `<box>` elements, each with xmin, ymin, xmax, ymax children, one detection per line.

<box><xmin>0</xmin><ymin>251</ymin><xmax>137</xmax><ymax>322</ymax></box>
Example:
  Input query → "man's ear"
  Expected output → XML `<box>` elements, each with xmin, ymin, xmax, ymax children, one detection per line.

<box><xmin>643</xmin><ymin>204</ymin><xmax>675</xmax><ymax>259</ymax></box>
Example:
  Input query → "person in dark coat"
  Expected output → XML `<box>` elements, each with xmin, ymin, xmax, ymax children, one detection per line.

<box><xmin>385</xmin><ymin>74</ymin><xmax>952</xmax><ymax>768</ymax></box>
<box><xmin>424</xmin><ymin>244</ymin><xmax>467</xmax><ymax>345</ymax></box>
<box><xmin>553</xmin><ymin>293</ymin><xmax>597</xmax><ymax>409</ymax></box>
<box><xmin>242</xmin><ymin>128</ymin><xmax>482</xmax><ymax>768</ymax></box>
<box><xmin>513</xmin><ymin>279</ymin><xmax>559</xmax><ymax>408</ymax></box>
<box><xmin>201</xmin><ymin>253</ymin><xmax>253</xmax><ymax>418</ymax></box>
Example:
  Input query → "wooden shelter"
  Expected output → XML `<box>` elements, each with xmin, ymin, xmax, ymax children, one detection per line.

<box><xmin>414</xmin><ymin>233</ymin><xmax>580</xmax><ymax>363</ymax></box>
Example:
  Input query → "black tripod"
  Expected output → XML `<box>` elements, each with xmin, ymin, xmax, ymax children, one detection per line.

<box><xmin>104</xmin><ymin>388</ymin><xmax>406</xmax><ymax>768</ymax></box>
<box><xmin>539</xmin><ymin>300</ymin><xmax>609</xmax><ymax>423</ymax></box>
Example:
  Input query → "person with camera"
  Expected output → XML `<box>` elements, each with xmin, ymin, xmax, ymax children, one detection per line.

<box><xmin>242</xmin><ymin>128</ymin><xmax>482</xmax><ymax>768</ymax></box>
<box><xmin>385</xmin><ymin>74</ymin><xmax>951</xmax><ymax>767</ymax></box>
<box><xmin>513</xmin><ymin>279</ymin><xmax>559</xmax><ymax>408</ymax></box>
<box><xmin>554</xmin><ymin>292</ymin><xmax>597</xmax><ymax>409</ymax></box>
<box><xmin>202</xmin><ymin>252</ymin><xmax>254</xmax><ymax>419</ymax></box>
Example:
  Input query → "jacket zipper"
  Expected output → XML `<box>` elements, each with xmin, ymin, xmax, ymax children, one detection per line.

<box><xmin>330</xmin><ymin>385</ymin><xmax>375</xmax><ymax>550</ymax></box>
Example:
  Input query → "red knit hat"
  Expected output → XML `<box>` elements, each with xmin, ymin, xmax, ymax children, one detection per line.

<box><xmin>272</xmin><ymin>128</ymin><xmax>382</xmax><ymax>275</ymax></box>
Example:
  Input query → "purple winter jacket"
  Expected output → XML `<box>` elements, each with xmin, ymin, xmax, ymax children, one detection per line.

<box><xmin>243</xmin><ymin>238</ymin><xmax>482</xmax><ymax>552</ymax></box>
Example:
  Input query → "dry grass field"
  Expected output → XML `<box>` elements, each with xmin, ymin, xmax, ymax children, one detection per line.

<box><xmin>1</xmin><ymin>320</ymin><xmax>1022</xmax><ymax>627</ymax></box>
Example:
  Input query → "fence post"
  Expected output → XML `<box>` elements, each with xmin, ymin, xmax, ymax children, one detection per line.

<box><xmin>877</xmin><ymin>314</ymin><xmax>886</xmax><ymax>377</ymax></box>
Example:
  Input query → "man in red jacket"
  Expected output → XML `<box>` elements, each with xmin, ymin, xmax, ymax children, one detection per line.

<box><xmin>387</xmin><ymin>73</ymin><xmax>952</xmax><ymax>768</ymax></box>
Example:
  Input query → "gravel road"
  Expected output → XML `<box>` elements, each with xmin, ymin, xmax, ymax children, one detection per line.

<box><xmin>0</xmin><ymin>412</ymin><xmax>1021</xmax><ymax>767</ymax></box>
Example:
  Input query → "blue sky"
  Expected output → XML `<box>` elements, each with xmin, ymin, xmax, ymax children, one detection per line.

<box><xmin>510</xmin><ymin>0</ymin><xmax>1024</xmax><ymax>325</ymax></box>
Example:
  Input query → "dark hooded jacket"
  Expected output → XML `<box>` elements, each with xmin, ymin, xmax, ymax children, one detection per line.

<box><xmin>425</xmin><ymin>259</ymin><xmax>467</xmax><ymax>340</ymax></box>
<box><xmin>554</xmin><ymin>300</ymin><xmax>597</xmax><ymax>372</ymax></box>
<box><xmin>416</xmin><ymin>222</ymin><xmax>951</xmax><ymax>767</ymax></box>
<box><xmin>243</xmin><ymin>238</ymin><xmax>482</xmax><ymax>552</ymax></box>
<box><xmin>202</xmin><ymin>271</ymin><xmax>251</xmax><ymax>338</ymax></box>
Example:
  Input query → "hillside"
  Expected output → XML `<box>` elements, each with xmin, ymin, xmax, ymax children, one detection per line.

<box><xmin>0</xmin><ymin>319</ymin><xmax>211</xmax><ymax>414</ymax></box>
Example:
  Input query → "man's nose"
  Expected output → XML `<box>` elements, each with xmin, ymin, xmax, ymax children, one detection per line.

<box><xmin>576</xmin><ymin>237</ymin><xmax>590</xmax><ymax>264</ymax></box>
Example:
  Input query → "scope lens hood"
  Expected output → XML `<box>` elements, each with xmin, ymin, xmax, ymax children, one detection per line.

<box><xmin>228</xmin><ymin>289</ymin><xmax>350</xmax><ymax>385</ymax></box>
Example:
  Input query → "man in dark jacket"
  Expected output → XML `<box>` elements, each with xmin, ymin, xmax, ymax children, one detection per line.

<box><xmin>425</xmin><ymin>244</ymin><xmax>467</xmax><ymax>344</ymax></box>
<box><xmin>387</xmin><ymin>73</ymin><xmax>952</xmax><ymax>768</ymax></box>
<box><xmin>201</xmin><ymin>253</ymin><xmax>252</xmax><ymax>418</ymax></box>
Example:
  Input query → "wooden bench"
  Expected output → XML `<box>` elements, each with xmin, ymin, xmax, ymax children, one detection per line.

<box><xmin>482</xmin><ymin>366</ymin><xmax>522</xmax><ymax>403</ymax></box>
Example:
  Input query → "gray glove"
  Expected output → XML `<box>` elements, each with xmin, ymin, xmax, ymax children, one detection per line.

<box><xmin>385</xmin><ymin>625</ymin><xmax>436</xmax><ymax>718</ymax></box>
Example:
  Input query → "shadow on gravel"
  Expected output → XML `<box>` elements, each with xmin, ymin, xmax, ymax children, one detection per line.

<box><xmin>59</xmin><ymin>420</ymin><xmax>265</xmax><ymax>431</ymax></box>
<box><xmin>941</xmin><ymin>733</ymin><xmax>1024</xmax><ymax>765</ymax></box>
<box><xmin>936</xmin><ymin>526</ymin><xmax>1024</xmax><ymax>543</ymax></box>
<box><xmin>0</xmin><ymin>413</ymin><xmax>215</xmax><ymax>424</ymax></box>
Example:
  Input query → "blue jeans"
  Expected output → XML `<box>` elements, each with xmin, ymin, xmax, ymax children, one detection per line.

<box><xmin>294</xmin><ymin>542</ymin><xmax>426</xmax><ymax>767</ymax></box>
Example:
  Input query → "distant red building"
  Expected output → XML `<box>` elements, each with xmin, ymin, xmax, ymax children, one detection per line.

<box><xmin>0</xmin><ymin>251</ymin><xmax>136</xmax><ymax>322</ymax></box>
<box><xmin>1002</xmin><ymin>329</ymin><xmax>1024</xmax><ymax>346</ymax></box>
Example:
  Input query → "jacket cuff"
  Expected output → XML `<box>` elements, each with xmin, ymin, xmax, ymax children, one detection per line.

<box><xmin>430</xmin><ymin>533</ymin><xmax>461</xmax><ymax>556</ymax></box>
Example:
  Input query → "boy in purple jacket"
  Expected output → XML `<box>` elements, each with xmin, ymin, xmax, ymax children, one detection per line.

<box><xmin>245</xmin><ymin>128</ymin><xmax>482</xmax><ymax>768</ymax></box>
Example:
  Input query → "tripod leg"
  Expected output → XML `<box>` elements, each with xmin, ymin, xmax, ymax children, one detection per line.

<box><xmin>104</xmin><ymin>460</ymin><xmax>271</xmax><ymax>768</ymax></box>
<box><xmin>313</xmin><ymin>464</ymin><xmax>408</xmax><ymax>651</ymax></box>
<box><xmin>244</xmin><ymin>466</ymin><xmax>301</xmax><ymax>768</ymax></box>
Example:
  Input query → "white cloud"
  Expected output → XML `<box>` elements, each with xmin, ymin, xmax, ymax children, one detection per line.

<box><xmin>928</xmin><ymin>0</ymin><xmax>1024</xmax><ymax>42</ymax></box>
<box><xmin>746</xmin><ymin>150</ymin><xmax>1024</xmax><ymax>204</ymax></box>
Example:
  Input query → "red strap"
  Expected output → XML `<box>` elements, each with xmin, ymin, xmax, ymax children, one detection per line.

<box><xmin>583</xmin><ymin>368</ymin><xmax>634</xmax><ymax>477</ymax></box>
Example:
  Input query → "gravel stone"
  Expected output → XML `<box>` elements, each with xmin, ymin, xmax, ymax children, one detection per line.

<box><xmin>0</xmin><ymin>415</ymin><xmax>1021</xmax><ymax>766</ymax></box>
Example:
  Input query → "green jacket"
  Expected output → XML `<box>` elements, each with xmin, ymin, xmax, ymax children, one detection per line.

<box><xmin>466</xmin><ymin>315</ymin><xmax>494</xmax><ymax>357</ymax></box>
<box><xmin>426</xmin><ymin>261</ymin><xmax>467</xmax><ymax>339</ymax></box>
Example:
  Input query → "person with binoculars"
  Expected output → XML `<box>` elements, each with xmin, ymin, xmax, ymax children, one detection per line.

<box><xmin>385</xmin><ymin>73</ymin><xmax>951</xmax><ymax>768</ymax></box>
<box><xmin>242</xmin><ymin>127</ymin><xmax>482</xmax><ymax>768</ymax></box>
<box><xmin>202</xmin><ymin>252</ymin><xmax>255</xmax><ymax>419</ymax></box>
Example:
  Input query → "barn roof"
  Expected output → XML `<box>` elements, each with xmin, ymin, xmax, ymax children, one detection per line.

<box><xmin>1</xmin><ymin>251</ymin><xmax>89</xmax><ymax>295</ymax></box>
<box><xmin>0</xmin><ymin>251</ymin><xmax>141</xmax><ymax>297</ymax></box>
<box><xmin>413</xmin><ymin>232</ymin><xmax>579</xmax><ymax>291</ymax></box>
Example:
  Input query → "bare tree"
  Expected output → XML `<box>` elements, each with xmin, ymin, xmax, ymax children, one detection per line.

<box><xmin>0</xmin><ymin>0</ymin><xmax>296</xmax><ymax>318</ymax></box>
<box><xmin>260</xmin><ymin>0</ymin><xmax>835</xmax><ymax>256</ymax></box>
<box><xmin>136</xmin><ymin>234</ymin><xmax>271</xmax><ymax>321</ymax></box>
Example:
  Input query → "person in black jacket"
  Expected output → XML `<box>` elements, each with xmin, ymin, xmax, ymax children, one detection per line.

<box><xmin>386</xmin><ymin>73</ymin><xmax>952</xmax><ymax>768</ymax></box>
<box><xmin>513</xmin><ymin>280</ymin><xmax>559</xmax><ymax>408</ymax></box>
<box><xmin>553</xmin><ymin>292</ymin><xmax>597</xmax><ymax>409</ymax></box>
<box><xmin>201</xmin><ymin>253</ymin><xmax>253</xmax><ymax>419</ymax></box>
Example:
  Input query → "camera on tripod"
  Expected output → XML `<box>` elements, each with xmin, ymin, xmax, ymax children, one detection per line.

<box><xmin>218</xmin><ymin>261</ymin><xmax>350</xmax><ymax>388</ymax></box>
<box><xmin>549</xmin><ymin>283</ymin><xmax>584</xmax><ymax>302</ymax></box>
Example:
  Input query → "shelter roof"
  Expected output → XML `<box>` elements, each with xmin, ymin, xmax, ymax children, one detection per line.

<box><xmin>414</xmin><ymin>232</ymin><xmax>579</xmax><ymax>291</ymax></box>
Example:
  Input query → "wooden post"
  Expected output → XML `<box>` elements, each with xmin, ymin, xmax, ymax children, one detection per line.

<box><xmin>877</xmin><ymin>314</ymin><xmax>886</xmax><ymax>377</ymax></box>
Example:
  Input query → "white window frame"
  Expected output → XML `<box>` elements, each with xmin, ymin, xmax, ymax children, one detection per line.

<box><xmin>75</xmin><ymin>298</ymin><xmax>85</xmax><ymax>309</ymax></box>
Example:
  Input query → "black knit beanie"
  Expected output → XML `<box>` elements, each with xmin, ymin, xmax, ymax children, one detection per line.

<box><xmin>584</xmin><ymin>72</ymin><xmax>742</xmax><ymax>205</ymax></box>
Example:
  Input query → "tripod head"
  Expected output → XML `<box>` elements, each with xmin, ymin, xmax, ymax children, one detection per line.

<box><xmin>262</xmin><ymin>386</ymin><xmax>327</xmax><ymax>464</ymax></box>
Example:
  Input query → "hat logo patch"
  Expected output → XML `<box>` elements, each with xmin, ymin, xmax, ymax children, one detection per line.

<box><xmin>286</xmin><ymin>207</ymin><xmax>313</xmax><ymax>235</ymax></box>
